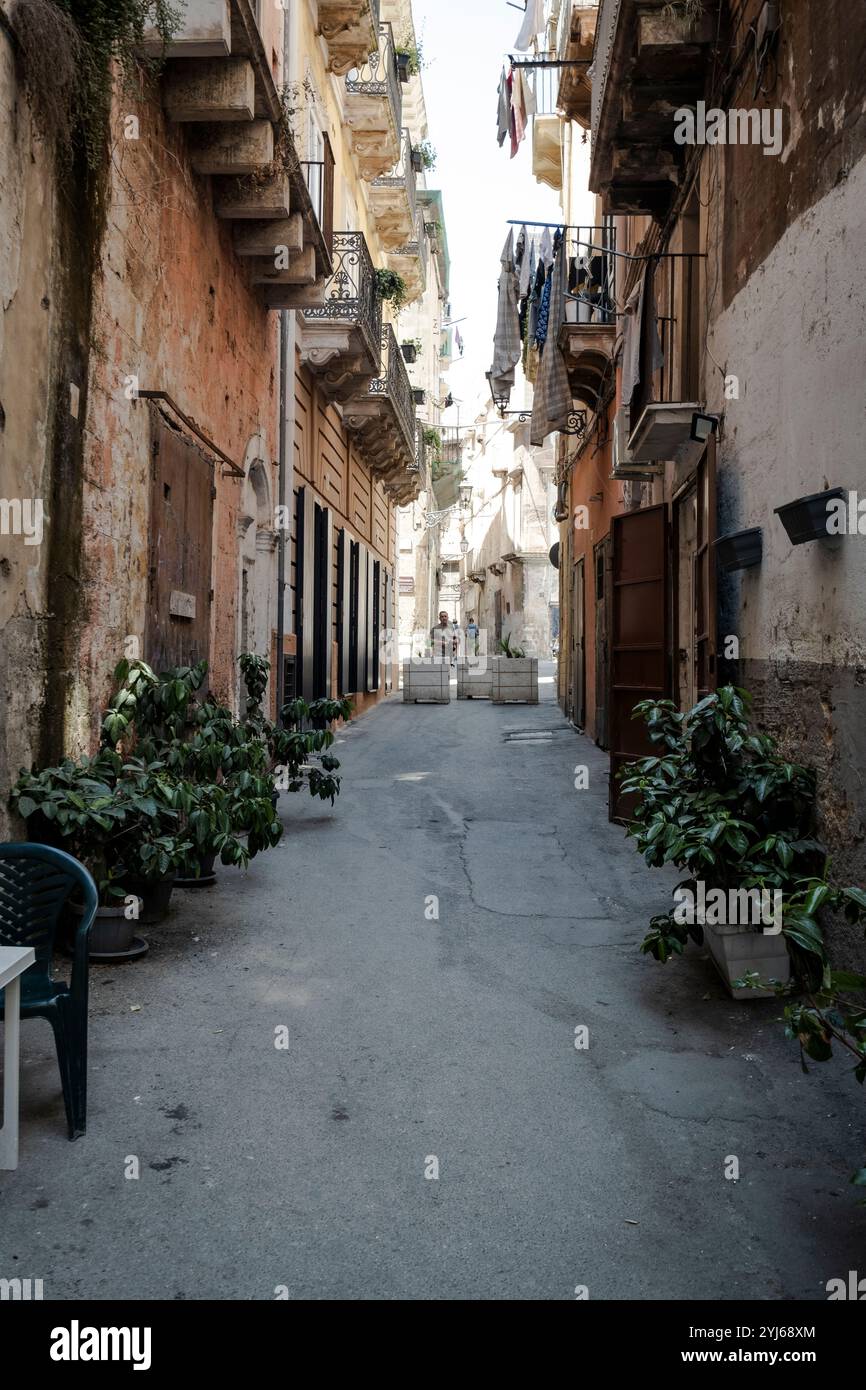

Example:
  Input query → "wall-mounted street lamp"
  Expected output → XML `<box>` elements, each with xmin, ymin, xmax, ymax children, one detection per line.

<box><xmin>460</xmin><ymin>538</ymin><xmax>470</xmax><ymax>555</ymax></box>
<box><xmin>690</xmin><ymin>411</ymin><xmax>720</xmax><ymax>443</ymax></box>
<box><xmin>458</xmin><ymin>481</ymin><xmax>473</xmax><ymax>509</ymax></box>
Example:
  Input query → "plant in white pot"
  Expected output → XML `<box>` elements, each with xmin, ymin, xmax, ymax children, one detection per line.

<box><xmin>490</xmin><ymin>634</ymin><xmax>538</xmax><ymax>704</ymax></box>
<box><xmin>620</xmin><ymin>687</ymin><xmax>833</xmax><ymax>998</ymax></box>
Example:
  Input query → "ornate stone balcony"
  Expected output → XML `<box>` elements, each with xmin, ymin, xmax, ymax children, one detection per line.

<box><xmin>387</xmin><ymin>210</ymin><xmax>426</xmax><ymax>307</ymax></box>
<box><xmin>344</xmin><ymin>22</ymin><xmax>403</xmax><ymax>178</ymax></box>
<box><xmin>344</xmin><ymin>325</ymin><xmax>419</xmax><ymax>502</ymax></box>
<box><xmin>369</xmin><ymin>129</ymin><xmax>417</xmax><ymax>250</ymax></box>
<box><xmin>557</xmin><ymin>3</ymin><xmax>597</xmax><ymax>129</ymax></box>
<box><xmin>318</xmin><ymin>0</ymin><xmax>380</xmax><ymax>75</ymax></box>
<box><xmin>142</xmin><ymin>0</ymin><xmax>332</xmax><ymax>308</ymax></box>
<box><xmin>590</xmin><ymin>0</ymin><xmax>719</xmax><ymax>216</ymax></box>
<box><xmin>298</xmin><ymin>231</ymin><xmax>383</xmax><ymax>401</ymax></box>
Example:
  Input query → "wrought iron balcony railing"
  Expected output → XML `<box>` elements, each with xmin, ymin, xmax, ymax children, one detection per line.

<box><xmin>346</xmin><ymin>21</ymin><xmax>402</xmax><ymax>130</ymax></box>
<box><xmin>563</xmin><ymin>224</ymin><xmax>617</xmax><ymax>325</ymax></box>
<box><xmin>438</xmin><ymin>426</ymin><xmax>464</xmax><ymax>469</ymax></box>
<box><xmin>411</xmin><ymin>420</ymin><xmax>425</xmax><ymax>474</ymax></box>
<box><xmin>300</xmin><ymin>230</ymin><xmax>382</xmax><ymax>367</ymax></box>
<box><xmin>368</xmin><ymin>323</ymin><xmax>415</xmax><ymax>454</ymax></box>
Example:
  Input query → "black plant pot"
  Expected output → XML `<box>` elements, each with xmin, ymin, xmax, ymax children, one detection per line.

<box><xmin>401</xmin><ymin>343</ymin><xmax>418</xmax><ymax>363</ymax></box>
<box><xmin>123</xmin><ymin>874</ymin><xmax>176</xmax><ymax>924</ymax></box>
<box><xmin>396</xmin><ymin>52</ymin><xmax>411</xmax><ymax>83</ymax></box>
<box><xmin>774</xmin><ymin>487</ymin><xmax>846</xmax><ymax>545</ymax></box>
<box><xmin>72</xmin><ymin>901</ymin><xmax>148</xmax><ymax>963</ymax></box>
<box><xmin>412</xmin><ymin>388</ymin><xmax>425</xmax><ymax>406</ymax></box>
<box><xmin>410</xmin><ymin>150</ymin><xmax>423</xmax><ymax>173</ymax></box>
<box><xmin>175</xmin><ymin>851</ymin><xmax>217</xmax><ymax>889</ymax></box>
<box><xmin>713</xmin><ymin>527</ymin><xmax>763</xmax><ymax>572</ymax></box>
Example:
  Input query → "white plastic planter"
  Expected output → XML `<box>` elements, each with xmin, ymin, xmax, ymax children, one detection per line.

<box><xmin>490</xmin><ymin>656</ymin><xmax>538</xmax><ymax>704</ymax></box>
<box><xmin>402</xmin><ymin>660</ymin><xmax>450</xmax><ymax>704</ymax></box>
<box><xmin>702</xmin><ymin>921</ymin><xmax>791</xmax><ymax>1000</ymax></box>
<box><xmin>457</xmin><ymin>664</ymin><xmax>492</xmax><ymax>699</ymax></box>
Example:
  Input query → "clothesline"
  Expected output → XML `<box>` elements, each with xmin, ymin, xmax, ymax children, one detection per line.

<box><xmin>505</xmin><ymin>221</ymin><xmax>707</xmax><ymax>260</ymax></box>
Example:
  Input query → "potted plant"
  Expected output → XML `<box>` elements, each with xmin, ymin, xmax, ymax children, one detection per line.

<box><xmin>620</xmin><ymin>687</ymin><xmax>830</xmax><ymax>997</ymax></box>
<box><xmin>375</xmin><ymin>267</ymin><xmax>408</xmax><ymax>313</ymax></box>
<box><xmin>490</xmin><ymin>634</ymin><xmax>538</xmax><ymax>704</ymax></box>
<box><xmin>401</xmin><ymin>339</ymin><xmax>421</xmax><ymax>364</ymax></box>
<box><xmin>239</xmin><ymin>653</ymin><xmax>351</xmax><ymax>809</ymax></box>
<box><xmin>412</xmin><ymin>387</ymin><xmax>426</xmax><ymax>406</ymax></box>
<box><xmin>411</xmin><ymin>141</ymin><xmax>436</xmax><ymax>173</ymax></box>
<box><xmin>395</xmin><ymin>36</ymin><xmax>424</xmax><ymax>80</ymax></box>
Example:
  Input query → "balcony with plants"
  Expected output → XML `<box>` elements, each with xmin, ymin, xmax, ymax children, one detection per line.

<box><xmin>142</xmin><ymin>0</ymin><xmax>333</xmax><ymax>309</ymax></box>
<box><xmin>344</xmin><ymin>325</ymin><xmax>419</xmax><ymax>503</ymax></box>
<box><xmin>317</xmin><ymin>0</ymin><xmax>381</xmax><ymax>76</ymax></box>
<box><xmin>299</xmin><ymin>231</ymin><xmax>383</xmax><ymax>401</ymax></box>
<box><xmin>590</xmin><ymin>0</ymin><xmax>719</xmax><ymax>217</ymax></box>
<box><xmin>344</xmin><ymin>20</ymin><xmax>403</xmax><ymax>178</ymax></box>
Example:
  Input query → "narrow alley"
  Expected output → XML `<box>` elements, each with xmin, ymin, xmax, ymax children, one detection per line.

<box><xmin>2</xmin><ymin>673</ymin><xmax>861</xmax><ymax>1301</ymax></box>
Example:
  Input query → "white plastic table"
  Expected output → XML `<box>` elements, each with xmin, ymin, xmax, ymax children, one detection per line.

<box><xmin>0</xmin><ymin>946</ymin><xmax>36</xmax><ymax>1170</ymax></box>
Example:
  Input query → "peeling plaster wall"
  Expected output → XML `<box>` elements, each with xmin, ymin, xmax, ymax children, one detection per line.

<box><xmin>79</xmin><ymin>91</ymin><xmax>280</xmax><ymax>734</ymax></box>
<box><xmin>0</xmin><ymin>11</ymin><xmax>60</xmax><ymax>836</ymax></box>
<box><xmin>705</xmin><ymin>149</ymin><xmax>866</xmax><ymax>930</ymax></box>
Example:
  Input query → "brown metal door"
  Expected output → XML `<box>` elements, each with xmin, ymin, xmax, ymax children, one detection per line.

<box><xmin>146</xmin><ymin>415</ymin><xmax>214</xmax><ymax>673</ymax></box>
<box><xmin>594</xmin><ymin>536</ymin><xmax>612</xmax><ymax>750</ymax></box>
<box><xmin>609</xmin><ymin>502</ymin><xmax>669</xmax><ymax>821</ymax></box>
<box><xmin>572</xmin><ymin>557</ymin><xmax>585</xmax><ymax>727</ymax></box>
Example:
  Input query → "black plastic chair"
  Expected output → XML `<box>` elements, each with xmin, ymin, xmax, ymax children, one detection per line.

<box><xmin>0</xmin><ymin>843</ymin><xmax>98</xmax><ymax>1140</ymax></box>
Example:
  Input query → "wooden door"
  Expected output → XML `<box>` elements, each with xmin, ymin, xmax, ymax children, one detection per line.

<box><xmin>146</xmin><ymin>415</ymin><xmax>214</xmax><ymax>673</ymax></box>
<box><xmin>572</xmin><ymin>556</ymin><xmax>586</xmax><ymax>727</ymax></box>
<box><xmin>594</xmin><ymin>537</ymin><xmax>612</xmax><ymax>750</ymax></box>
<box><xmin>608</xmin><ymin>503</ymin><xmax>669</xmax><ymax>821</ymax></box>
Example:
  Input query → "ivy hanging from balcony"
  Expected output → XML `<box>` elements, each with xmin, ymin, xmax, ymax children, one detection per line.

<box><xmin>11</xmin><ymin>0</ymin><xmax>180</xmax><ymax>171</ymax></box>
<box><xmin>375</xmin><ymin>268</ymin><xmax>408</xmax><ymax>313</ymax></box>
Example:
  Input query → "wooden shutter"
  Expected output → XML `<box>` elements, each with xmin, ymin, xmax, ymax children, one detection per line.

<box><xmin>608</xmin><ymin>502</ymin><xmax>669</xmax><ymax>822</ymax></box>
<box><xmin>314</xmin><ymin>502</ymin><xmax>333</xmax><ymax>699</ymax></box>
<box><xmin>366</xmin><ymin>549</ymin><xmax>376</xmax><ymax>692</ymax></box>
<box><xmin>695</xmin><ymin>439</ymin><xmax>717</xmax><ymax>699</ymax></box>
<box><xmin>146</xmin><ymin>413</ymin><xmax>214</xmax><ymax>672</ymax></box>
<box><xmin>337</xmin><ymin>528</ymin><xmax>353</xmax><ymax>696</ymax></box>
<box><xmin>296</xmin><ymin>486</ymin><xmax>316</xmax><ymax>701</ymax></box>
<box><xmin>383</xmin><ymin>570</ymin><xmax>393</xmax><ymax>692</ymax></box>
<box><xmin>352</xmin><ymin>541</ymin><xmax>365</xmax><ymax>693</ymax></box>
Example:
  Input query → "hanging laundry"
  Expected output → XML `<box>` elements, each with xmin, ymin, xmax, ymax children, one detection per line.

<box><xmin>518</xmin><ymin>226</ymin><xmax>533</xmax><ymax>299</ymax></box>
<box><xmin>514</xmin><ymin>0</ymin><xmax>545</xmax><ymax>52</ymax></box>
<box><xmin>511</xmin><ymin>69</ymin><xmax>528</xmax><ymax>156</ymax></box>
<box><xmin>539</xmin><ymin>226</ymin><xmax>554</xmax><ymax>273</ymax></box>
<box><xmin>455</xmin><ymin>326</ymin><xmax>464</xmax><ymax>357</ymax></box>
<box><xmin>531</xmin><ymin>239</ymin><xmax>573</xmax><ymax>447</ymax></box>
<box><xmin>497</xmin><ymin>67</ymin><xmax>511</xmax><ymax>148</ymax></box>
<box><xmin>535</xmin><ymin>229</ymin><xmax>563</xmax><ymax>350</ymax></box>
<box><xmin>621</xmin><ymin>263</ymin><xmax>663</xmax><ymax>406</ymax></box>
<box><xmin>489</xmin><ymin>229</ymin><xmax>521</xmax><ymax>406</ymax></box>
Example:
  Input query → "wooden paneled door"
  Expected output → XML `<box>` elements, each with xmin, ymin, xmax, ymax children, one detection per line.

<box><xmin>594</xmin><ymin>536</ymin><xmax>612</xmax><ymax>750</ymax></box>
<box><xmin>608</xmin><ymin>503</ymin><xmax>669</xmax><ymax>822</ymax></box>
<box><xmin>146</xmin><ymin>414</ymin><xmax>214</xmax><ymax>673</ymax></box>
<box><xmin>571</xmin><ymin>556</ymin><xmax>586</xmax><ymax>728</ymax></box>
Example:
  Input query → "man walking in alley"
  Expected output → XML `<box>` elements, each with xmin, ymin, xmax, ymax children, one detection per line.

<box><xmin>431</xmin><ymin>611</ymin><xmax>453</xmax><ymax>665</ymax></box>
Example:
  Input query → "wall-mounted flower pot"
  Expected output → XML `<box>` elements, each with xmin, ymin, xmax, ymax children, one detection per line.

<box><xmin>401</xmin><ymin>342</ymin><xmax>418</xmax><ymax>363</ymax></box>
<box><xmin>775</xmin><ymin>487</ymin><xmax>846</xmax><ymax>545</ymax></box>
<box><xmin>396</xmin><ymin>52</ymin><xmax>411</xmax><ymax>83</ymax></box>
<box><xmin>410</xmin><ymin>149</ymin><xmax>423</xmax><ymax>173</ymax></box>
<box><xmin>713</xmin><ymin>527</ymin><xmax>762</xmax><ymax>572</ymax></box>
<box><xmin>412</xmin><ymin>388</ymin><xmax>425</xmax><ymax>406</ymax></box>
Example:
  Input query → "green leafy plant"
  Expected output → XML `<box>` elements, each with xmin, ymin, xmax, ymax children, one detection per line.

<box><xmin>413</xmin><ymin>140</ymin><xmax>437</xmax><ymax>171</ymax></box>
<box><xmin>375</xmin><ymin>267</ymin><xmax>408</xmax><ymax>313</ymax></box>
<box><xmin>498</xmin><ymin>635</ymin><xmax>526</xmax><ymax>659</ymax></box>
<box><xmin>12</xmin><ymin>0</ymin><xmax>181</xmax><ymax>170</ymax></box>
<box><xmin>396</xmin><ymin>35</ymin><xmax>426</xmax><ymax>75</ymax></box>
<box><xmin>620</xmin><ymin>688</ymin><xmax>828</xmax><ymax>969</ymax></box>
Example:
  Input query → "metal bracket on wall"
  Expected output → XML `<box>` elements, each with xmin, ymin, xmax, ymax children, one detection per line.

<box><xmin>137</xmin><ymin>391</ymin><xmax>245</xmax><ymax>478</ymax></box>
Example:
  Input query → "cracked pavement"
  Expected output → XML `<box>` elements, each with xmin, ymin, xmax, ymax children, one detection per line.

<box><xmin>1</xmin><ymin>665</ymin><xmax>863</xmax><ymax>1300</ymax></box>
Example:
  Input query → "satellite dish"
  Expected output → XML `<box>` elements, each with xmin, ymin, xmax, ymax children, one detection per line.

<box><xmin>549</xmin><ymin>542</ymin><xmax>560</xmax><ymax>569</ymax></box>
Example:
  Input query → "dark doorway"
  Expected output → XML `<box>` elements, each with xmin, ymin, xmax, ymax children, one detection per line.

<box><xmin>571</xmin><ymin>556</ymin><xmax>586</xmax><ymax>727</ymax></box>
<box><xmin>608</xmin><ymin>503</ymin><xmax>669</xmax><ymax>822</ymax></box>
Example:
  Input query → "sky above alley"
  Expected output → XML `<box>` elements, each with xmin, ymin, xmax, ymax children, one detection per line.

<box><xmin>413</xmin><ymin>0</ymin><xmax>562</xmax><ymax>423</ymax></box>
